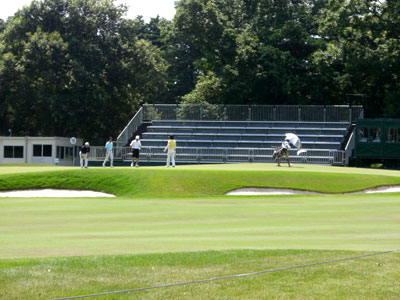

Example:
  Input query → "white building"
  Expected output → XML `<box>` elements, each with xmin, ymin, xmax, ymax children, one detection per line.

<box><xmin>0</xmin><ymin>136</ymin><xmax>83</xmax><ymax>166</ymax></box>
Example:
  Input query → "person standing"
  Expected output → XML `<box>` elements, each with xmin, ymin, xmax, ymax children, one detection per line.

<box><xmin>130</xmin><ymin>135</ymin><xmax>141</xmax><ymax>167</ymax></box>
<box><xmin>164</xmin><ymin>135</ymin><xmax>176</xmax><ymax>167</ymax></box>
<box><xmin>102</xmin><ymin>137</ymin><xmax>114</xmax><ymax>168</ymax></box>
<box><xmin>80</xmin><ymin>142</ymin><xmax>90</xmax><ymax>168</ymax></box>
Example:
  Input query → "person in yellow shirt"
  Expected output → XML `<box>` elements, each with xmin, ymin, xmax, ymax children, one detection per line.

<box><xmin>163</xmin><ymin>135</ymin><xmax>176</xmax><ymax>167</ymax></box>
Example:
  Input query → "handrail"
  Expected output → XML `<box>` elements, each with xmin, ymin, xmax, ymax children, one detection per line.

<box><xmin>116</xmin><ymin>107</ymin><xmax>143</xmax><ymax>146</ymax></box>
<box><xmin>344</xmin><ymin>131</ymin><xmax>356</xmax><ymax>166</ymax></box>
<box><xmin>142</xmin><ymin>104</ymin><xmax>363</xmax><ymax>123</ymax></box>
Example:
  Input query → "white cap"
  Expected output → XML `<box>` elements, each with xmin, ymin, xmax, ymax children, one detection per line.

<box><xmin>85</xmin><ymin>142</ymin><xmax>89</xmax><ymax>146</ymax></box>
<box><xmin>135</xmin><ymin>135</ymin><xmax>140</xmax><ymax>139</ymax></box>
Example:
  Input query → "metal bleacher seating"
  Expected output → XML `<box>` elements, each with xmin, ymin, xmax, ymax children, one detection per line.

<box><xmin>142</xmin><ymin>120</ymin><xmax>347</xmax><ymax>149</ymax></box>
<box><xmin>113</xmin><ymin>104</ymin><xmax>364</xmax><ymax>165</ymax></box>
<box><xmin>138</xmin><ymin>120</ymin><xmax>349</xmax><ymax>164</ymax></box>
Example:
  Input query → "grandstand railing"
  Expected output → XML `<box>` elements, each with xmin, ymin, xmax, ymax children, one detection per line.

<box><xmin>116</xmin><ymin>105</ymin><xmax>363</xmax><ymax>146</ymax></box>
<box><xmin>116</xmin><ymin>107</ymin><xmax>143</xmax><ymax>146</ymax></box>
<box><xmin>88</xmin><ymin>146</ymin><xmax>346</xmax><ymax>166</ymax></box>
<box><xmin>143</xmin><ymin>104</ymin><xmax>363</xmax><ymax>123</ymax></box>
<box><xmin>344</xmin><ymin>130</ymin><xmax>356</xmax><ymax>165</ymax></box>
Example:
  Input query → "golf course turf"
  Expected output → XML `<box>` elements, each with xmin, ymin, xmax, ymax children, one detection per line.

<box><xmin>0</xmin><ymin>164</ymin><xmax>399</xmax><ymax>299</ymax></box>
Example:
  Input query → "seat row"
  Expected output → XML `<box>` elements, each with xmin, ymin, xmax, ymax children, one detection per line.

<box><xmin>142</xmin><ymin>132</ymin><xmax>343</xmax><ymax>142</ymax></box>
<box><xmin>147</xmin><ymin>126</ymin><xmax>347</xmax><ymax>136</ymax></box>
<box><xmin>141</xmin><ymin>139</ymin><xmax>340</xmax><ymax>150</ymax></box>
<box><xmin>138</xmin><ymin>120</ymin><xmax>349</xmax><ymax>151</ymax></box>
<box><xmin>151</xmin><ymin>120</ymin><xmax>350</xmax><ymax>129</ymax></box>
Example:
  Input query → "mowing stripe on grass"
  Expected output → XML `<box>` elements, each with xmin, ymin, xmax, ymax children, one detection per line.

<box><xmin>50</xmin><ymin>248</ymin><xmax>400</xmax><ymax>300</ymax></box>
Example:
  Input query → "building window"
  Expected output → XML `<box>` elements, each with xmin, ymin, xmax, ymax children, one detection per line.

<box><xmin>33</xmin><ymin>145</ymin><xmax>42</xmax><ymax>156</ymax></box>
<box><xmin>14</xmin><ymin>146</ymin><xmax>24</xmax><ymax>158</ymax></box>
<box><xmin>4</xmin><ymin>146</ymin><xmax>13</xmax><ymax>158</ymax></box>
<box><xmin>4</xmin><ymin>146</ymin><xmax>24</xmax><ymax>158</ymax></box>
<box><xmin>56</xmin><ymin>146</ymin><xmax>73</xmax><ymax>159</ymax></box>
<box><xmin>43</xmin><ymin>145</ymin><xmax>52</xmax><ymax>157</ymax></box>
<box><xmin>359</xmin><ymin>128</ymin><xmax>381</xmax><ymax>143</ymax></box>
<box><xmin>56</xmin><ymin>146</ymin><xmax>65</xmax><ymax>159</ymax></box>
<box><xmin>66</xmin><ymin>147</ymin><xmax>73</xmax><ymax>159</ymax></box>
<box><xmin>33</xmin><ymin>144</ymin><xmax>53</xmax><ymax>157</ymax></box>
<box><xmin>386</xmin><ymin>128</ymin><xmax>400</xmax><ymax>143</ymax></box>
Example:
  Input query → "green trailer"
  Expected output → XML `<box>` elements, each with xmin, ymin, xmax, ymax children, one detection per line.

<box><xmin>352</xmin><ymin>119</ymin><xmax>400</xmax><ymax>167</ymax></box>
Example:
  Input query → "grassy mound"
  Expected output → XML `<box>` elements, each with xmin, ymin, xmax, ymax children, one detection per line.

<box><xmin>1</xmin><ymin>164</ymin><xmax>400</xmax><ymax>198</ymax></box>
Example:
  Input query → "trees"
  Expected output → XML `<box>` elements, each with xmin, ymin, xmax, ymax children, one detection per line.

<box><xmin>0</xmin><ymin>19</ymin><xmax>4</xmax><ymax>33</ymax></box>
<box><xmin>0</xmin><ymin>0</ymin><xmax>167</xmax><ymax>141</ymax></box>
<box><xmin>172</xmin><ymin>0</ymin><xmax>399</xmax><ymax>117</ymax></box>
<box><xmin>1</xmin><ymin>0</ymin><xmax>399</xmax><ymax>139</ymax></box>
<box><xmin>174</xmin><ymin>0</ymin><xmax>329</xmax><ymax>105</ymax></box>
<box><xmin>313</xmin><ymin>0</ymin><xmax>400</xmax><ymax>117</ymax></box>
<box><xmin>124</xmin><ymin>15</ymin><xmax>202</xmax><ymax>104</ymax></box>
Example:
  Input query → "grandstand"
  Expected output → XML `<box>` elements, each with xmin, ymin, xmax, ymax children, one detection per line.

<box><xmin>112</xmin><ymin>104</ymin><xmax>363</xmax><ymax>166</ymax></box>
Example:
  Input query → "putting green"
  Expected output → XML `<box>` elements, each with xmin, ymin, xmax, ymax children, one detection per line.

<box><xmin>2</xmin><ymin>164</ymin><xmax>400</xmax><ymax>198</ymax></box>
<box><xmin>2</xmin><ymin>163</ymin><xmax>400</xmax><ymax>176</ymax></box>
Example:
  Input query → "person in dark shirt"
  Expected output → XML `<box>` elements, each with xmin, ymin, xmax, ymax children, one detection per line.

<box><xmin>80</xmin><ymin>142</ymin><xmax>90</xmax><ymax>168</ymax></box>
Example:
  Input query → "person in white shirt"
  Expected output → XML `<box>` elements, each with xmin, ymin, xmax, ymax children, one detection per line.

<box><xmin>102</xmin><ymin>137</ymin><xmax>114</xmax><ymax>168</ymax></box>
<box><xmin>130</xmin><ymin>135</ymin><xmax>141</xmax><ymax>167</ymax></box>
<box><xmin>163</xmin><ymin>135</ymin><xmax>176</xmax><ymax>167</ymax></box>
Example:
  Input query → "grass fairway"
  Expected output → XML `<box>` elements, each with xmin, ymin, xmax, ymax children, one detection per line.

<box><xmin>0</xmin><ymin>164</ymin><xmax>400</xmax><ymax>299</ymax></box>
<box><xmin>1</xmin><ymin>194</ymin><xmax>399</xmax><ymax>257</ymax></box>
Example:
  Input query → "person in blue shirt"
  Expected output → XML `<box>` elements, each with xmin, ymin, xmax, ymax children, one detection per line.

<box><xmin>102</xmin><ymin>137</ymin><xmax>114</xmax><ymax>168</ymax></box>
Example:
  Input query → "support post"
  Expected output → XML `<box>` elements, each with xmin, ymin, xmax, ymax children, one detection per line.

<box><xmin>298</xmin><ymin>106</ymin><xmax>301</xmax><ymax>122</ymax></box>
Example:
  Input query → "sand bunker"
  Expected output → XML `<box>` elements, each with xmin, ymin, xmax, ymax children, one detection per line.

<box><xmin>0</xmin><ymin>189</ymin><xmax>115</xmax><ymax>198</ymax></box>
<box><xmin>226</xmin><ymin>186</ymin><xmax>400</xmax><ymax>196</ymax></box>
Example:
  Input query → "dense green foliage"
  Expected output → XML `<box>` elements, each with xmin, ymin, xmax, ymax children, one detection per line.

<box><xmin>0</xmin><ymin>0</ymin><xmax>167</xmax><ymax>140</ymax></box>
<box><xmin>173</xmin><ymin>0</ymin><xmax>400</xmax><ymax>114</ymax></box>
<box><xmin>1</xmin><ymin>0</ymin><xmax>399</xmax><ymax>140</ymax></box>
